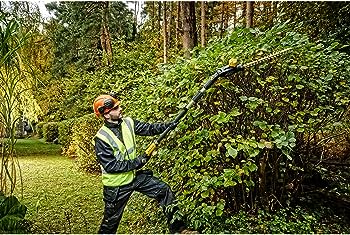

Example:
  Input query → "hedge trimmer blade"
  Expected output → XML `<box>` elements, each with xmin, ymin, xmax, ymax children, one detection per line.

<box><xmin>242</xmin><ymin>48</ymin><xmax>293</xmax><ymax>69</ymax></box>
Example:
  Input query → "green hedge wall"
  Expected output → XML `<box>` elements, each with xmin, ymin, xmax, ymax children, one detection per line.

<box><xmin>65</xmin><ymin>114</ymin><xmax>102</xmax><ymax>173</ymax></box>
<box><xmin>58</xmin><ymin>119</ymin><xmax>76</xmax><ymax>154</ymax></box>
<box><xmin>36</xmin><ymin>122</ymin><xmax>45</xmax><ymax>138</ymax></box>
<box><xmin>43</xmin><ymin>122</ymin><xmax>58</xmax><ymax>143</ymax></box>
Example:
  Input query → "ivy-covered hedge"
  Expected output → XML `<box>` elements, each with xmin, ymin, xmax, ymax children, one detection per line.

<box><xmin>43</xmin><ymin>122</ymin><xmax>59</xmax><ymax>143</ymax></box>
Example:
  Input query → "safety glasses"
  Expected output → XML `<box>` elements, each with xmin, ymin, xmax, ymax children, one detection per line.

<box><xmin>98</xmin><ymin>98</ymin><xmax>119</xmax><ymax>114</ymax></box>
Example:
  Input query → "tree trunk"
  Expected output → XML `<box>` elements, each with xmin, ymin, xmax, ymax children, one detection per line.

<box><xmin>233</xmin><ymin>2</ymin><xmax>237</xmax><ymax>28</ymax></box>
<box><xmin>152</xmin><ymin>1</ymin><xmax>155</xmax><ymax>30</ymax></box>
<box><xmin>246</xmin><ymin>1</ymin><xmax>254</xmax><ymax>28</ymax></box>
<box><xmin>223</xmin><ymin>3</ymin><xmax>228</xmax><ymax>30</ymax></box>
<box><xmin>242</xmin><ymin>1</ymin><xmax>247</xmax><ymax>26</ymax></box>
<box><xmin>168</xmin><ymin>2</ymin><xmax>173</xmax><ymax>46</ymax></box>
<box><xmin>220</xmin><ymin>2</ymin><xmax>224</xmax><ymax>38</ymax></box>
<box><xmin>131</xmin><ymin>1</ymin><xmax>138</xmax><ymax>40</ymax></box>
<box><xmin>100</xmin><ymin>1</ymin><xmax>112</xmax><ymax>65</ymax></box>
<box><xmin>176</xmin><ymin>2</ymin><xmax>181</xmax><ymax>46</ymax></box>
<box><xmin>157</xmin><ymin>1</ymin><xmax>161</xmax><ymax>32</ymax></box>
<box><xmin>201</xmin><ymin>1</ymin><xmax>206</xmax><ymax>47</ymax></box>
<box><xmin>272</xmin><ymin>1</ymin><xmax>278</xmax><ymax>25</ymax></box>
<box><xmin>181</xmin><ymin>1</ymin><xmax>197</xmax><ymax>58</ymax></box>
<box><xmin>163</xmin><ymin>1</ymin><xmax>168</xmax><ymax>63</ymax></box>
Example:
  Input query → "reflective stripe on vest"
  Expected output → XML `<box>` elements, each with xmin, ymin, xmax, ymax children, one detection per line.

<box><xmin>95</xmin><ymin>117</ymin><xmax>137</xmax><ymax>187</ymax></box>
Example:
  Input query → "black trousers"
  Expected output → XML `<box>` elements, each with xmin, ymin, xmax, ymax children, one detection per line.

<box><xmin>98</xmin><ymin>171</ymin><xmax>186</xmax><ymax>234</ymax></box>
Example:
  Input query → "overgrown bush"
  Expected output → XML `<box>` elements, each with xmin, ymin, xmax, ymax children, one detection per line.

<box><xmin>43</xmin><ymin>122</ymin><xmax>59</xmax><ymax>143</ymax></box>
<box><xmin>105</xmin><ymin>23</ymin><xmax>350</xmax><ymax>232</ymax></box>
<box><xmin>66</xmin><ymin>113</ymin><xmax>102</xmax><ymax>173</ymax></box>
<box><xmin>59</xmin><ymin>22</ymin><xmax>350</xmax><ymax>233</ymax></box>
<box><xmin>36</xmin><ymin>122</ymin><xmax>45</xmax><ymax>138</ymax></box>
<box><xmin>58</xmin><ymin>119</ymin><xmax>76</xmax><ymax>154</ymax></box>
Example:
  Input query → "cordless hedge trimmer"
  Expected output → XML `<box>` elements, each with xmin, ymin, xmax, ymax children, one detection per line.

<box><xmin>145</xmin><ymin>48</ymin><xmax>293</xmax><ymax>157</ymax></box>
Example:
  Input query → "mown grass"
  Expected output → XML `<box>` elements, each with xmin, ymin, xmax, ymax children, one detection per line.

<box><xmin>13</xmin><ymin>138</ymin><xmax>104</xmax><ymax>233</ymax></box>
<box><xmin>14</xmin><ymin>138</ymin><xmax>62</xmax><ymax>156</ymax></box>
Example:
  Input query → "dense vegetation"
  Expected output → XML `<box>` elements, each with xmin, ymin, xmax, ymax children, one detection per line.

<box><xmin>1</xmin><ymin>1</ymin><xmax>350</xmax><ymax>233</ymax></box>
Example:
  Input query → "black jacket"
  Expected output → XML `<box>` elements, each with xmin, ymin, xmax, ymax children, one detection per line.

<box><xmin>94</xmin><ymin>118</ymin><xmax>170</xmax><ymax>174</ymax></box>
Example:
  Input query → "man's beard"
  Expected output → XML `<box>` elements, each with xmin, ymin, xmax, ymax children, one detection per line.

<box><xmin>110</xmin><ymin>113</ymin><xmax>122</xmax><ymax>121</ymax></box>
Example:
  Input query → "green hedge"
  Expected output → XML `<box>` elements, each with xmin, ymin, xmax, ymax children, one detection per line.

<box><xmin>36</xmin><ymin>122</ymin><xmax>45</xmax><ymax>138</ymax></box>
<box><xmin>65</xmin><ymin>113</ymin><xmax>102</xmax><ymax>173</ymax></box>
<box><xmin>58</xmin><ymin>119</ymin><xmax>76</xmax><ymax>154</ymax></box>
<box><xmin>43</xmin><ymin>122</ymin><xmax>58</xmax><ymax>143</ymax></box>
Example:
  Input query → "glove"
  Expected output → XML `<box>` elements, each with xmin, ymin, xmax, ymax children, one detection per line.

<box><xmin>137</xmin><ymin>154</ymin><xmax>150</xmax><ymax>169</ymax></box>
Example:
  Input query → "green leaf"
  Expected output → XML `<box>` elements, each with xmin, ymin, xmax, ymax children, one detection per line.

<box><xmin>225</xmin><ymin>144</ymin><xmax>238</xmax><ymax>158</ymax></box>
<box><xmin>201</xmin><ymin>191</ymin><xmax>209</xmax><ymax>198</ymax></box>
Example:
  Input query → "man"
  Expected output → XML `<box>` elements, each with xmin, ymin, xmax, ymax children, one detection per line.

<box><xmin>93</xmin><ymin>93</ymin><xmax>196</xmax><ymax>234</ymax></box>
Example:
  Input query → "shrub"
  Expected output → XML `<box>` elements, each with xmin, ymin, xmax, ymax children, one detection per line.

<box><xmin>58</xmin><ymin>119</ymin><xmax>76</xmax><ymax>155</ymax></box>
<box><xmin>66</xmin><ymin>113</ymin><xmax>102</xmax><ymax>173</ymax></box>
<box><xmin>36</xmin><ymin>122</ymin><xmax>45</xmax><ymax>138</ymax></box>
<box><xmin>43</xmin><ymin>122</ymin><xmax>59</xmax><ymax>143</ymax></box>
<box><xmin>109</xmin><ymin>23</ymin><xmax>350</xmax><ymax>232</ymax></box>
<box><xmin>0</xmin><ymin>193</ymin><xmax>28</xmax><ymax>233</ymax></box>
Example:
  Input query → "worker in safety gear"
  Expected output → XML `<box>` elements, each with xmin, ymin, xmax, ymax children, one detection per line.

<box><xmin>93</xmin><ymin>93</ymin><xmax>195</xmax><ymax>234</ymax></box>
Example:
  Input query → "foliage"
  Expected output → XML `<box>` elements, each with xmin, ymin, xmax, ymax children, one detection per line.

<box><xmin>55</xmin><ymin>21</ymin><xmax>350</xmax><ymax>233</ymax></box>
<box><xmin>35</xmin><ymin>122</ymin><xmax>45</xmax><ymax>139</ymax></box>
<box><xmin>116</xmin><ymin>23</ymin><xmax>350</xmax><ymax>232</ymax></box>
<box><xmin>58</xmin><ymin>119</ymin><xmax>75</xmax><ymax>154</ymax></box>
<box><xmin>209</xmin><ymin>206</ymin><xmax>350</xmax><ymax>234</ymax></box>
<box><xmin>65</xmin><ymin>114</ymin><xmax>102</xmax><ymax>173</ymax></box>
<box><xmin>0</xmin><ymin>14</ymin><xmax>31</xmax><ymax>195</ymax></box>
<box><xmin>0</xmin><ymin>192</ymin><xmax>28</xmax><ymax>233</ymax></box>
<box><xmin>118</xmin><ymin>192</ymin><xmax>168</xmax><ymax>234</ymax></box>
<box><xmin>35</xmin><ymin>36</ymin><xmax>159</xmax><ymax>122</ymax></box>
<box><xmin>278</xmin><ymin>2</ymin><xmax>350</xmax><ymax>51</ymax></box>
<box><xmin>45</xmin><ymin>1</ymin><xmax>135</xmax><ymax>76</ymax></box>
<box><xmin>43</xmin><ymin>122</ymin><xmax>58</xmax><ymax>143</ymax></box>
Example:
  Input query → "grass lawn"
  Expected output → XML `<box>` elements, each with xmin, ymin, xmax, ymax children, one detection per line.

<box><xmin>13</xmin><ymin>138</ymin><xmax>104</xmax><ymax>233</ymax></box>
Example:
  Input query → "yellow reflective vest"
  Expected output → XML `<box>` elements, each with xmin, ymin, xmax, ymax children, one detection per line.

<box><xmin>95</xmin><ymin>117</ymin><xmax>137</xmax><ymax>187</ymax></box>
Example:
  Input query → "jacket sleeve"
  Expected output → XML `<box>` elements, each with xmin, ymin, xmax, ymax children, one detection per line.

<box><xmin>94</xmin><ymin>137</ymin><xmax>146</xmax><ymax>173</ymax></box>
<box><xmin>134</xmin><ymin>119</ymin><xmax>171</xmax><ymax>136</ymax></box>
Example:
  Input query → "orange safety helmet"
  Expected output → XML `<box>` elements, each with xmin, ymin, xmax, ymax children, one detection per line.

<box><xmin>93</xmin><ymin>94</ymin><xmax>120</xmax><ymax>117</ymax></box>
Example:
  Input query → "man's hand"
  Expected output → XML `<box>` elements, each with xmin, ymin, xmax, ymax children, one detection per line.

<box><xmin>137</xmin><ymin>154</ymin><xmax>150</xmax><ymax>169</ymax></box>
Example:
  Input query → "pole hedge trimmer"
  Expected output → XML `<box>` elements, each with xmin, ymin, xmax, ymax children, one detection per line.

<box><xmin>145</xmin><ymin>48</ymin><xmax>293</xmax><ymax>157</ymax></box>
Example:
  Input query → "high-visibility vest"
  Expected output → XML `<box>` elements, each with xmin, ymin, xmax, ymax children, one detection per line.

<box><xmin>95</xmin><ymin>117</ymin><xmax>137</xmax><ymax>187</ymax></box>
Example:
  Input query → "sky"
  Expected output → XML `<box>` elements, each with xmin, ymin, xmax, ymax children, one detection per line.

<box><xmin>34</xmin><ymin>0</ymin><xmax>144</xmax><ymax>22</ymax></box>
<box><xmin>36</xmin><ymin>0</ymin><xmax>54</xmax><ymax>19</ymax></box>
